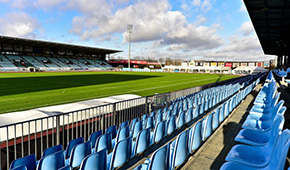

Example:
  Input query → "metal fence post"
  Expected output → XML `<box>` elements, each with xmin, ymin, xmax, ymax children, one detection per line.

<box><xmin>56</xmin><ymin>115</ymin><xmax>60</xmax><ymax>145</ymax></box>
<box><xmin>145</xmin><ymin>96</ymin><xmax>148</xmax><ymax>114</ymax></box>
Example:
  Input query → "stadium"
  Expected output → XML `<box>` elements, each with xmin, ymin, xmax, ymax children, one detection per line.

<box><xmin>1</xmin><ymin>0</ymin><xmax>290</xmax><ymax>170</ymax></box>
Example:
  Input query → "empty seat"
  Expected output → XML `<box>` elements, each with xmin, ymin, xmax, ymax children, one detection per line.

<box><xmin>177</xmin><ymin>111</ymin><xmax>186</xmax><ymax>128</ymax></box>
<box><xmin>37</xmin><ymin>151</ymin><xmax>65</xmax><ymax>170</ymax></box>
<box><xmin>201</xmin><ymin>113</ymin><xmax>213</xmax><ymax>140</ymax></box>
<box><xmin>41</xmin><ymin>144</ymin><xmax>63</xmax><ymax>157</ymax></box>
<box><xmin>151</xmin><ymin>121</ymin><xmax>166</xmax><ymax>144</ymax></box>
<box><xmin>132</xmin><ymin>121</ymin><xmax>143</xmax><ymax>139</ymax></box>
<box><xmin>166</xmin><ymin>115</ymin><xmax>176</xmax><ymax>135</ymax></box>
<box><xmin>145</xmin><ymin>116</ymin><xmax>155</xmax><ymax>130</ymax></box>
<box><xmin>11</xmin><ymin>165</ymin><xmax>27</xmax><ymax>170</ymax></box>
<box><xmin>10</xmin><ymin>154</ymin><xmax>36</xmax><ymax>170</ymax></box>
<box><xmin>80</xmin><ymin>149</ymin><xmax>107</xmax><ymax>170</ymax></box>
<box><xmin>116</xmin><ymin>125</ymin><xmax>130</xmax><ymax>143</ymax></box>
<box><xmin>68</xmin><ymin>141</ymin><xmax>91</xmax><ymax>168</ymax></box>
<box><xmin>119</xmin><ymin>121</ymin><xmax>129</xmax><ymax>130</ymax></box>
<box><xmin>133</xmin><ymin>128</ymin><xmax>151</xmax><ymax>156</ymax></box>
<box><xmin>189</xmin><ymin>121</ymin><xmax>202</xmax><ymax>152</ymax></box>
<box><xmin>65</xmin><ymin>137</ymin><xmax>84</xmax><ymax>159</ymax></box>
<box><xmin>88</xmin><ymin>130</ymin><xmax>102</xmax><ymax>150</ymax></box>
<box><xmin>94</xmin><ymin>133</ymin><xmax>112</xmax><ymax>153</ymax></box>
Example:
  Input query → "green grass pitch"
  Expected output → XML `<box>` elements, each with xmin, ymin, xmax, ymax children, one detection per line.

<box><xmin>0</xmin><ymin>72</ymin><xmax>238</xmax><ymax>114</ymax></box>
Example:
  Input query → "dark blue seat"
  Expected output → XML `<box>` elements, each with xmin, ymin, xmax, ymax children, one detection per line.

<box><xmin>10</xmin><ymin>154</ymin><xmax>36</xmax><ymax>170</ymax></box>
<box><xmin>106</xmin><ymin>125</ymin><xmax>117</xmax><ymax>139</ymax></box>
<box><xmin>119</xmin><ymin>120</ymin><xmax>129</xmax><ymax>130</ymax></box>
<box><xmin>80</xmin><ymin>149</ymin><xmax>107</xmax><ymax>170</ymax></box>
<box><xmin>57</xmin><ymin>165</ymin><xmax>72</xmax><ymax>170</ymax></box>
<box><xmin>42</xmin><ymin>144</ymin><xmax>63</xmax><ymax>157</ymax></box>
<box><xmin>37</xmin><ymin>151</ymin><xmax>65</xmax><ymax>170</ymax></box>
<box><xmin>65</xmin><ymin>137</ymin><xmax>84</xmax><ymax>159</ymax></box>
<box><xmin>69</xmin><ymin>141</ymin><xmax>91</xmax><ymax>168</ymax></box>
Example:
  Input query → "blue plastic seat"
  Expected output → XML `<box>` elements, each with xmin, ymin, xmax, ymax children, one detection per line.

<box><xmin>235</xmin><ymin>114</ymin><xmax>284</xmax><ymax>147</ymax></box>
<box><xmin>109</xmin><ymin>136</ymin><xmax>132</xmax><ymax>170</ymax></box>
<box><xmin>145</xmin><ymin>116</ymin><xmax>155</xmax><ymax>130</ymax></box>
<box><xmin>10</xmin><ymin>154</ymin><xmax>36</xmax><ymax>170</ymax></box>
<box><xmin>177</xmin><ymin>111</ymin><xmax>185</xmax><ymax>128</ymax></box>
<box><xmin>132</xmin><ymin>121</ymin><xmax>143</xmax><ymax>139</ymax></box>
<box><xmin>42</xmin><ymin>144</ymin><xmax>63</xmax><ymax>157</ymax></box>
<box><xmin>69</xmin><ymin>141</ymin><xmax>91</xmax><ymax>168</ymax></box>
<box><xmin>133</xmin><ymin>128</ymin><xmax>150</xmax><ymax>156</ymax></box>
<box><xmin>65</xmin><ymin>137</ymin><xmax>84</xmax><ymax>159</ymax></box>
<box><xmin>94</xmin><ymin>133</ymin><xmax>112</xmax><ymax>153</ymax></box>
<box><xmin>88</xmin><ymin>130</ymin><xmax>102</xmax><ymax>149</ymax></box>
<box><xmin>186</xmin><ymin>107</ymin><xmax>193</xmax><ymax>123</ymax></box>
<box><xmin>106</xmin><ymin>125</ymin><xmax>117</xmax><ymax>139</ymax></box>
<box><xmin>225</xmin><ymin>129</ymin><xmax>290</xmax><ymax>169</ymax></box>
<box><xmin>119</xmin><ymin>121</ymin><xmax>129</xmax><ymax>130</ymax></box>
<box><xmin>218</xmin><ymin>105</ymin><xmax>224</xmax><ymax>123</ymax></box>
<box><xmin>79</xmin><ymin>149</ymin><xmax>107</xmax><ymax>170</ymax></box>
<box><xmin>11</xmin><ymin>165</ymin><xmax>27</xmax><ymax>170</ymax></box>
<box><xmin>155</xmin><ymin>112</ymin><xmax>163</xmax><ymax>125</ymax></box>
<box><xmin>212</xmin><ymin>110</ymin><xmax>219</xmax><ymax>130</ymax></box>
<box><xmin>166</xmin><ymin>115</ymin><xmax>176</xmax><ymax>135</ymax></box>
<box><xmin>189</xmin><ymin>121</ymin><xmax>202</xmax><ymax>152</ymax></box>
<box><xmin>133</xmin><ymin>144</ymin><xmax>170</xmax><ymax>170</ymax></box>
<box><xmin>116</xmin><ymin>125</ymin><xmax>130</xmax><ymax>143</ymax></box>
<box><xmin>151</xmin><ymin>121</ymin><xmax>166</xmax><ymax>144</ymax></box>
<box><xmin>165</xmin><ymin>110</ymin><xmax>173</xmax><ymax>120</ymax></box>
<box><xmin>201</xmin><ymin>113</ymin><xmax>213</xmax><ymax>140</ymax></box>
<box><xmin>130</xmin><ymin>118</ymin><xmax>139</xmax><ymax>131</ymax></box>
<box><xmin>169</xmin><ymin>130</ymin><xmax>189</xmax><ymax>169</ymax></box>
<box><xmin>58</xmin><ymin>165</ymin><xmax>72</xmax><ymax>170</ymax></box>
<box><xmin>142</xmin><ymin>114</ymin><xmax>149</xmax><ymax>126</ymax></box>
<box><xmin>37</xmin><ymin>151</ymin><xmax>65</xmax><ymax>170</ymax></box>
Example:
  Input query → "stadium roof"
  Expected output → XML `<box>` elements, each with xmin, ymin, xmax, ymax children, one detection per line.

<box><xmin>0</xmin><ymin>35</ymin><xmax>122</xmax><ymax>55</ymax></box>
<box><xmin>244</xmin><ymin>0</ymin><xmax>290</xmax><ymax>56</ymax></box>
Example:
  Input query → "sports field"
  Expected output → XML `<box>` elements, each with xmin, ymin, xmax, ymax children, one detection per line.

<box><xmin>0</xmin><ymin>72</ymin><xmax>238</xmax><ymax>114</ymax></box>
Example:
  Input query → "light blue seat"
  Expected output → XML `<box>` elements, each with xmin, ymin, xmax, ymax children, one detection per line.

<box><xmin>225</xmin><ymin>99</ymin><xmax>231</xmax><ymax>117</ymax></box>
<box><xmin>133</xmin><ymin>144</ymin><xmax>170</xmax><ymax>170</ymax></box>
<box><xmin>65</xmin><ymin>137</ymin><xmax>84</xmax><ymax>159</ymax></box>
<box><xmin>142</xmin><ymin>114</ymin><xmax>149</xmax><ymax>126</ymax></box>
<box><xmin>132</xmin><ymin>121</ymin><xmax>143</xmax><ymax>139</ymax></box>
<box><xmin>177</xmin><ymin>111</ymin><xmax>185</xmax><ymax>128</ymax></box>
<box><xmin>79</xmin><ymin>149</ymin><xmax>107</xmax><ymax>170</ymax></box>
<box><xmin>11</xmin><ymin>165</ymin><xmax>27</xmax><ymax>170</ymax></box>
<box><xmin>10</xmin><ymin>154</ymin><xmax>36</xmax><ymax>170</ymax></box>
<box><xmin>119</xmin><ymin>121</ymin><xmax>129</xmax><ymax>130</ymax></box>
<box><xmin>156</xmin><ymin>112</ymin><xmax>163</xmax><ymax>125</ymax></box>
<box><xmin>166</xmin><ymin>115</ymin><xmax>176</xmax><ymax>135</ymax></box>
<box><xmin>224</xmin><ymin>129</ymin><xmax>290</xmax><ymax>169</ymax></box>
<box><xmin>42</xmin><ymin>144</ymin><xmax>63</xmax><ymax>157</ymax></box>
<box><xmin>218</xmin><ymin>105</ymin><xmax>224</xmax><ymax>123</ymax></box>
<box><xmin>202</xmin><ymin>114</ymin><xmax>213</xmax><ymax>140</ymax></box>
<box><xmin>109</xmin><ymin>136</ymin><xmax>132</xmax><ymax>170</ymax></box>
<box><xmin>189</xmin><ymin>121</ymin><xmax>202</xmax><ymax>152</ymax></box>
<box><xmin>130</xmin><ymin>118</ymin><xmax>139</xmax><ymax>131</ymax></box>
<box><xmin>151</xmin><ymin>121</ymin><xmax>166</xmax><ymax>144</ymax></box>
<box><xmin>88</xmin><ymin>130</ymin><xmax>102</xmax><ymax>150</ymax></box>
<box><xmin>145</xmin><ymin>116</ymin><xmax>154</xmax><ymax>130</ymax></box>
<box><xmin>169</xmin><ymin>130</ymin><xmax>189</xmax><ymax>169</ymax></box>
<box><xmin>212</xmin><ymin>110</ymin><xmax>219</xmax><ymax>130</ymax></box>
<box><xmin>186</xmin><ymin>107</ymin><xmax>193</xmax><ymax>123</ymax></box>
<box><xmin>69</xmin><ymin>141</ymin><xmax>91</xmax><ymax>168</ymax></box>
<box><xmin>133</xmin><ymin>128</ymin><xmax>151</xmax><ymax>156</ymax></box>
<box><xmin>37</xmin><ymin>151</ymin><xmax>65</xmax><ymax>170</ymax></box>
<box><xmin>165</xmin><ymin>110</ymin><xmax>173</xmax><ymax>120</ymax></box>
<box><xmin>116</xmin><ymin>125</ymin><xmax>130</xmax><ymax>143</ymax></box>
<box><xmin>235</xmin><ymin>113</ymin><xmax>284</xmax><ymax>146</ymax></box>
<box><xmin>94</xmin><ymin>133</ymin><xmax>112</xmax><ymax>153</ymax></box>
<box><xmin>249</xmin><ymin>93</ymin><xmax>280</xmax><ymax>115</ymax></box>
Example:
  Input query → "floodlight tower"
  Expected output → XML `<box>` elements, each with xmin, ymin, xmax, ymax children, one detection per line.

<box><xmin>127</xmin><ymin>24</ymin><xmax>133</xmax><ymax>70</ymax></box>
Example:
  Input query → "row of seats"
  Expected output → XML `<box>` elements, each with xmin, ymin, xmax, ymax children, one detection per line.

<box><xmin>0</xmin><ymin>54</ymin><xmax>113</xmax><ymax>71</ymax></box>
<box><xmin>134</xmin><ymin>76</ymin><xmax>260</xmax><ymax>170</ymax></box>
<box><xmin>221</xmin><ymin>71</ymin><xmax>290</xmax><ymax>170</ymax></box>
<box><xmin>8</xmin><ymin>74</ymin><xmax>261</xmax><ymax>170</ymax></box>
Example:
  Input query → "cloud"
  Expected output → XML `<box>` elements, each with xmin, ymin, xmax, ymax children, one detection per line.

<box><xmin>239</xmin><ymin>0</ymin><xmax>247</xmax><ymax>12</ymax></box>
<box><xmin>201</xmin><ymin>0</ymin><xmax>212</xmax><ymax>12</ymax></box>
<box><xmin>33</xmin><ymin>0</ymin><xmax>66</xmax><ymax>9</ymax></box>
<box><xmin>0</xmin><ymin>12</ymin><xmax>40</xmax><ymax>38</ymax></box>
<box><xmin>192</xmin><ymin>0</ymin><xmax>201</xmax><ymax>6</ymax></box>
<box><xmin>237</xmin><ymin>21</ymin><xmax>254</xmax><ymax>36</ymax></box>
<box><xmin>195</xmin><ymin>15</ymin><xmax>207</xmax><ymax>25</ymax></box>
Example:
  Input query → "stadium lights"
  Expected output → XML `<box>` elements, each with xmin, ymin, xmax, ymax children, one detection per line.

<box><xmin>127</xmin><ymin>24</ymin><xmax>133</xmax><ymax>70</ymax></box>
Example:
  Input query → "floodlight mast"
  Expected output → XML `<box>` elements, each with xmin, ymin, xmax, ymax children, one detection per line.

<box><xmin>127</xmin><ymin>24</ymin><xmax>133</xmax><ymax>70</ymax></box>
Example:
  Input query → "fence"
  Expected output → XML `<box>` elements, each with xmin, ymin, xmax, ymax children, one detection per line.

<box><xmin>0</xmin><ymin>75</ymin><xmax>250</xmax><ymax>169</ymax></box>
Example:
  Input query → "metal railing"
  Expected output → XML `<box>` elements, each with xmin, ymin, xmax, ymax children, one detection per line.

<box><xmin>0</xmin><ymin>75</ymin><xmax>250</xmax><ymax>170</ymax></box>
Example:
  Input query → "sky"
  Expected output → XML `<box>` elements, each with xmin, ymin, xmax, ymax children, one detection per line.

<box><xmin>0</xmin><ymin>0</ymin><xmax>276</xmax><ymax>61</ymax></box>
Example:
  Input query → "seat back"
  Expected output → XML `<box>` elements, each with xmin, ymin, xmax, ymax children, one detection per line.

<box><xmin>37</xmin><ymin>151</ymin><xmax>65</xmax><ymax>170</ymax></box>
<box><xmin>110</xmin><ymin>136</ymin><xmax>132</xmax><ymax>170</ymax></box>
<box><xmin>95</xmin><ymin>133</ymin><xmax>112</xmax><ymax>152</ymax></box>
<box><xmin>132</xmin><ymin>121</ymin><xmax>143</xmax><ymax>139</ymax></box>
<box><xmin>58</xmin><ymin>165</ymin><xmax>72</xmax><ymax>170</ymax></box>
<box><xmin>11</xmin><ymin>165</ymin><xmax>27</xmax><ymax>170</ymax></box>
<box><xmin>189</xmin><ymin>121</ymin><xmax>202</xmax><ymax>152</ymax></box>
<box><xmin>134</xmin><ymin>128</ymin><xmax>151</xmax><ymax>156</ymax></box>
<box><xmin>130</xmin><ymin>118</ymin><xmax>139</xmax><ymax>131</ymax></box>
<box><xmin>212</xmin><ymin>110</ymin><xmax>219</xmax><ymax>130</ymax></box>
<box><xmin>186</xmin><ymin>107</ymin><xmax>193</xmax><ymax>123</ymax></box>
<box><xmin>116</xmin><ymin>125</ymin><xmax>130</xmax><ymax>143</ymax></box>
<box><xmin>156</xmin><ymin>112</ymin><xmax>163</xmax><ymax>125</ymax></box>
<box><xmin>88</xmin><ymin>130</ymin><xmax>102</xmax><ymax>149</ymax></box>
<box><xmin>42</xmin><ymin>144</ymin><xmax>63</xmax><ymax>157</ymax></box>
<box><xmin>145</xmin><ymin>116</ymin><xmax>154</xmax><ymax>129</ymax></box>
<box><xmin>69</xmin><ymin>141</ymin><xmax>91</xmax><ymax>168</ymax></box>
<box><xmin>119</xmin><ymin>120</ymin><xmax>129</xmax><ymax>130</ymax></box>
<box><xmin>202</xmin><ymin>114</ymin><xmax>213</xmax><ymax>140</ymax></box>
<box><xmin>148</xmin><ymin>144</ymin><xmax>170</xmax><ymax>170</ymax></box>
<box><xmin>171</xmin><ymin>130</ymin><xmax>189</xmax><ymax>169</ymax></box>
<box><xmin>80</xmin><ymin>149</ymin><xmax>107</xmax><ymax>170</ymax></box>
<box><xmin>153</xmin><ymin>121</ymin><xmax>166</xmax><ymax>143</ymax></box>
<box><xmin>65</xmin><ymin>137</ymin><xmax>84</xmax><ymax>159</ymax></box>
<box><xmin>10</xmin><ymin>154</ymin><xmax>36</xmax><ymax>170</ymax></box>
<box><xmin>177</xmin><ymin>111</ymin><xmax>185</xmax><ymax>128</ymax></box>
<box><xmin>166</xmin><ymin>115</ymin><xmax>176</xmax><ymax>135</ymax></box>
<box><xmin>142</xmin><ymin>114</ymin><xmax>149</xmax><ymax>125</ymax></box>
<box><xmin>106</xmin><ymin>125</ymin><xmax>117</xmax><ymax>139</ymax></box>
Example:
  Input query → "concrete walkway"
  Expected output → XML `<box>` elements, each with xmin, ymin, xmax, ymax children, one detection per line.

<box><xmin>182</xmin><ymin>84</ymin><xmax>261</xmax><ymax>170</ymax></box>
